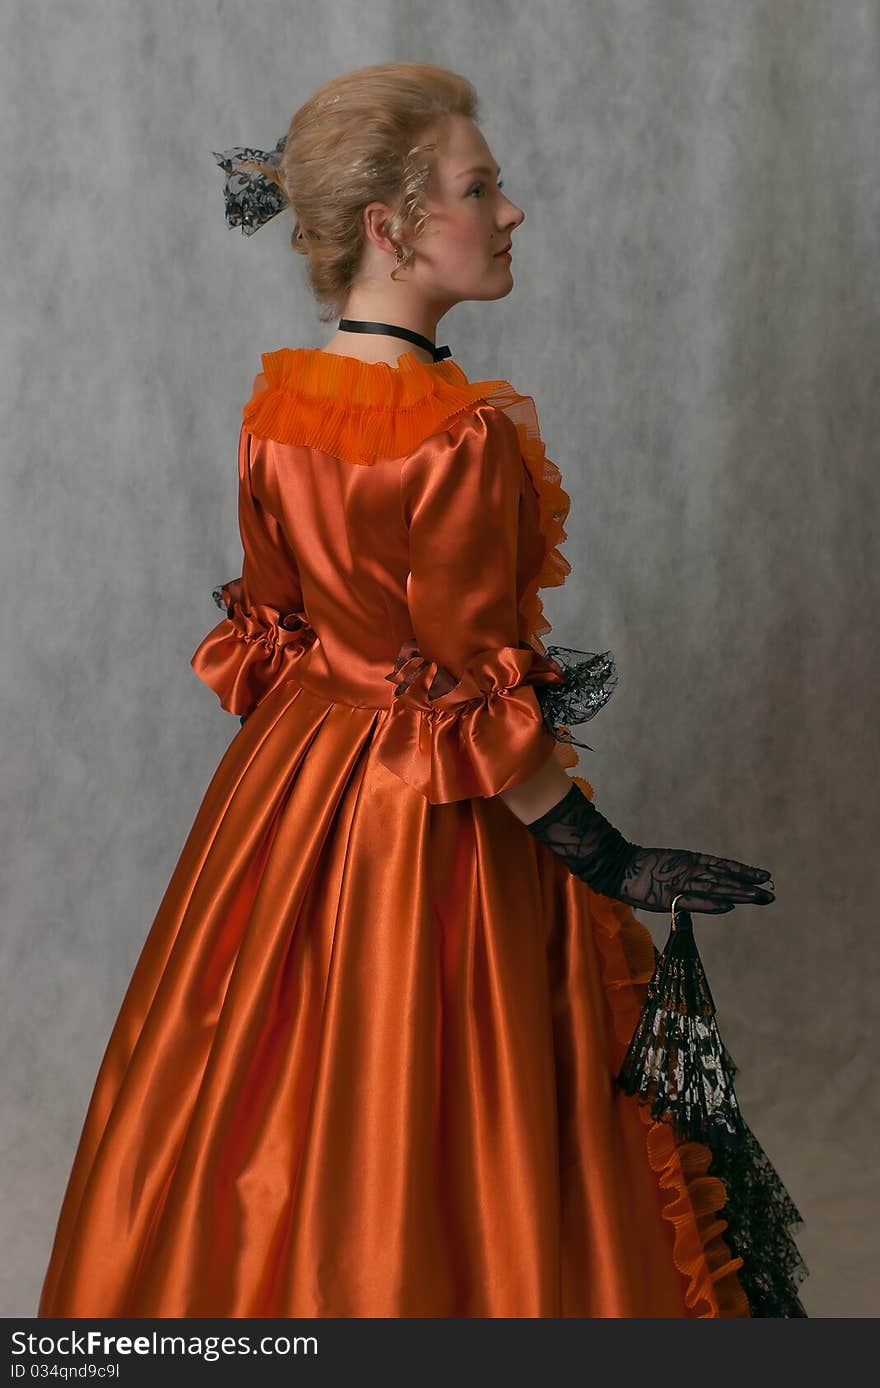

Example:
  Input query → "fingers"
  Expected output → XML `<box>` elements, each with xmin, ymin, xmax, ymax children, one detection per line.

<box><xmin>678</xmin><ymin>884</ymin><xmax>774</xmax><ymax>912</ymax></box>
<box><xmin>687</xmin><ymin>853</ymin><xmax>776</xmax><ymax>907</ymax></box>
<box><xmin>697</xmin><ymin>852</ymin><xmax>774</xmax><ymax>883</ymax></box>
<box><xmin>668</xmin><ymin>865</ymin><xmax>775</xmax><ymax>905</ymax></box>
<box><xmin>676</xmin><ymin>895</ymin><xmax>736</xmax><ymax>914</ymax></box>
<box><xmin>707</xmin><ymin>881</ymin><xmax>775</xmax><ymax>904</ymax></box>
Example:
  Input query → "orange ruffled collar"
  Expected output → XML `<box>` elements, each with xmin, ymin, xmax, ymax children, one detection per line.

<box><xmin>242</xmin><ymin>346</ymin><xmax>517</xmax><ymax>468</ymax></box>
<box><xmin>242</xmin><ymin>345</ymin><xmax>572</xmax><ymax>660</ymax></box>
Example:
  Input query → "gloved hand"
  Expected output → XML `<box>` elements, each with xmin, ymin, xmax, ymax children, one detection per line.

<box><xmin>524</xmin><ymin>782</ymin><xmax>775</xmax><ymax>914</ymax></box>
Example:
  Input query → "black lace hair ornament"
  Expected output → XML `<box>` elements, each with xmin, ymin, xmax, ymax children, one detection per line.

<box><xmin>213</xmin><ymin>137</ymin><xmax>288</xmax><ymax>235</ymax></box>
<box><xmin>533</xmin><ymin>646</ymin><xmax>619</xmax><ymax>750</ymax></box>
<box><xmin>616</xmin><ymin>900</ymin><xmax>809</xmax><ymax>1316</ymax></box>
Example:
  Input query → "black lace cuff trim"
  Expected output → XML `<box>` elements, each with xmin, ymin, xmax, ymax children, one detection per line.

<box><xmin>534</xmin><ymin>646</ymin><xmax>618</xmax><ymax>749</ymax></box>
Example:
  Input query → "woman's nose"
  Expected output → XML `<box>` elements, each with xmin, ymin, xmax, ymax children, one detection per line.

<box><xmin>502</xmin><ymin>200</ymin><xmax>524</xmax><ymax>230</ymax></box>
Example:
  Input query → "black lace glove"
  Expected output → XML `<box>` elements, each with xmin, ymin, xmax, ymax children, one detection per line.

<box><xmin>525</xmin><ymin>782</ymin><xmax>775</xmax><ymax>914</ymax></box>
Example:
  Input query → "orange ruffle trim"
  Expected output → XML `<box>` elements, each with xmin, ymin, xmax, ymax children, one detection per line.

<box><xmin>242</xmin><ymin>347</ymin><xmax>515</xmax><ymax>469</ymax></box>
<box><xmin>191</xmin><ymin>577</ymin><xmax>316</xmax><ymax>719</ymax></box>
<box><xmin>480</xmin><ymin>380</ymin><xmax>572</xmax><ymax>655</ymax></box>
<box><xmin>374</xmin><ymin>640</ymin><xmax>563</xmax><ymax>802</ymax></box>
<box><xmin>571</xmin><ymin>773</ymin><xmax>751</xmax><ymax>1319</ymax></box>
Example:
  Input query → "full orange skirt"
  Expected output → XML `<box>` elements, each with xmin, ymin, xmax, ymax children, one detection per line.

<box><xmin>38</xmin><ymin>680</ymin><xmax>748</xmax><ymax>1317</ymax></box>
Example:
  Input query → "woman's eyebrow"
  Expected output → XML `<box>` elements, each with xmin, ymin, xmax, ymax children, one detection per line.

<box><xmin>457</xmin><ymin>163</ymin><xmax>501</xmax><ymax>179</ymax></box>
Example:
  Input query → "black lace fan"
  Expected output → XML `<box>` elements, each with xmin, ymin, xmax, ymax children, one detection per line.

<box><xmin>616</xmin><ymin>898</ymin><xmax>744</xmax><ymax>1146</ymax></box>
<box><xmin>616</xmin><ymin>898</ymin><xmax>809</xmax><ymax>1316</ymax></box>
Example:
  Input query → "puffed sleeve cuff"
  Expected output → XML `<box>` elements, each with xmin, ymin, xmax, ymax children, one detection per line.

<box><xmin>372</xmin><ymin>640</ymin><xmax>565</xmax><ymax>803</ymax></box>
<box><xmin>190</xmin><ymin>577</ymin><xmax>316</xmax><ymax>719</ymax></box>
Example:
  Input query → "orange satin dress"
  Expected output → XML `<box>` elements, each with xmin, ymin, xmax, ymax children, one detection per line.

<box><xmin>37</xmin><ymin>347</ymin><xmax>750</xmax><ymax>1318</ymax></box>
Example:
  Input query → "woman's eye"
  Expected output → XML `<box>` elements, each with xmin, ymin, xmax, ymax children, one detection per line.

<box><xmin>469</xmin><ymin>178</ymin><xmax>504</xmax><ymax>197</ymax></box>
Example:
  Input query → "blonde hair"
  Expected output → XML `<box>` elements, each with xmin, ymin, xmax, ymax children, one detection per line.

<box><xmin>280</xmin><ymin>62</ymin><xmax>479</xmax><ymax>323</ymax></box>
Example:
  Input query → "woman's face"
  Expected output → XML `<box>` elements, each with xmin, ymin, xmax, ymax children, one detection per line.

<box><xmin>405</xmin><ymin>115</ymin><xmax>525</xmax><ymax>311</ymax></box>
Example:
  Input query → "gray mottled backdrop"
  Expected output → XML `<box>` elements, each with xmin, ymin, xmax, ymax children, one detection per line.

<box><xmin>4</xmin><ymin>0</ymin><xmax>878</xmax><ymax>1318</ymax></box>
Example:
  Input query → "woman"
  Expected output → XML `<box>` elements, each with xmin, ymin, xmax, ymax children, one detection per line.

<box><xmin>38</xmin><ymin>61</ymin><xmax>806</xmax><ymax>1317</ymax></box>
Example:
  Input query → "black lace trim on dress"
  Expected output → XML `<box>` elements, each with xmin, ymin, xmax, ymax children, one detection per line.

<box><xmin>708</xmin><ymin>1097</ymin><xmax>810</xmax><ymax>1315</ymax></box>
<box><xmin>617</xmin><ymin>935</ymin><xmax>809</xmax><ymax>1316</ymax></box>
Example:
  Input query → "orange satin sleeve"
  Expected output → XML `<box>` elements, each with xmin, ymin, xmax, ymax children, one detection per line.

<box><xmin>373</xmin><ymin>405</ymin><xmax>563</xmax><ymax>803</ymax></box>
<box><xmin>190</xmin><ymin>424</ymin><xmax>316</xmax><ymax>719</ymax></box>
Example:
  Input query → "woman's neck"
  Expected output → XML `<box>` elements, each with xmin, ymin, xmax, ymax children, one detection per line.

<box><xmin>320</xmin><ymin>330</ymin><xmax>436</xmax><ymax>367</ymax></box>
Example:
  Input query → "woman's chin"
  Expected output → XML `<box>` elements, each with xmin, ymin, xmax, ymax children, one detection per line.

<box><xmin>480</xmin><ymin>269</ymin><xmax>516</xmax><ymax>301</ymax></box>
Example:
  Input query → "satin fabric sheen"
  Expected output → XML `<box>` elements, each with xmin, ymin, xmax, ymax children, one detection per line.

<box><xmin>37</xmin><ymin>352</ymin><xmax>748</xmax><ymax>1317</ymax></box>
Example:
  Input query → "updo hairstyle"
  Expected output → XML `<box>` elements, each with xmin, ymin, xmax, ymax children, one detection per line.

<box><xmin>279</xmin><ymin>62</ymin><xmax>478</xmax><ymax>322</ymax></box>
